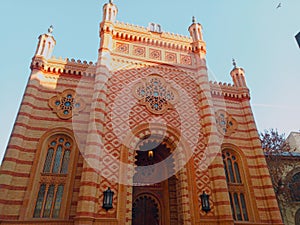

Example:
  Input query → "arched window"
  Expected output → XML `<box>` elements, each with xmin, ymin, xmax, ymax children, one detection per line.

<box><xmin>289</xmin><ymin>172</ymin><xmax>300</xmax><ymax>201</ymax></box>
<box><xmin>33</xmin><ymin>135</ymin><xmax>73</xmax><ymax>218</ymax></box>
<box><xmin>222</xmin><ymin>149</ymin><xmax>249</xmax><ymax>221</ymax></box>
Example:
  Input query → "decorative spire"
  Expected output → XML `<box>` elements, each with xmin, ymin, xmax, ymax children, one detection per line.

<box><xmin>192</xmin><ymin>16</ymin><xmax>196</xmax><ymax>24</ymax></box>
<box><xmin>232</xmin><ymin>58</ymin><xmax>237</xmax><ymax>68</ymax></box>
<box><xmin>48</xmin><ymin>25</ymin><xmax>54</xmax><ymax>35</ymax></box>
<box><xmin>35</xmin><ymin>25</ymin><xmax>56</xmax><ymax>58</ymax></box>
<box><xmin>109</xmin><ymin>0</ymin><xmax>113</xmax><ymax>3</ymax></box>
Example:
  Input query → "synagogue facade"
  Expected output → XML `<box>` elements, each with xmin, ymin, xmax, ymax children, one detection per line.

<box><xmin>0</xmin><ymin>1</ymin><xmax>283</xmax><ymax>225</ymax></box>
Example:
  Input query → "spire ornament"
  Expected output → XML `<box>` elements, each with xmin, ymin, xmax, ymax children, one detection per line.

<box><xmin>48</xmin><ymin>25</ymin><xmax>54</xmax><ymax>35</ymax></box>
<box><xmin>192</xmin><ymin>16</ymin><xmax>196</xmax><ymax>24</ymax></box>
<box><xmin>232</xmin><ymin>58</ymin><xmax>237</xmax><ymax>68</ymax></box>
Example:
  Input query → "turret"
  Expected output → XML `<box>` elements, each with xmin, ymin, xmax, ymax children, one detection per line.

<box><xmin>188</xmin><ymin>16</ymin><xmax>206</xmax><ymax>58</ymax></box>
<box><xmin>230</xmin><ymin>59</ymin><xmax>247</xmax><ymax>87</ymax></box>
<box><xmin>99</xmin><ymin>0</ymin><xmax>118</xmax><ymax>59</ymax></box>
<box><xmin>102</xmin><ymin>0</ymin><xmax>118</xmax><ymax>24</ymax></box>
<box><xmin>34</xmin><ymin>26</ymin><xmax>56</xmax><ymax>59</ymax></box>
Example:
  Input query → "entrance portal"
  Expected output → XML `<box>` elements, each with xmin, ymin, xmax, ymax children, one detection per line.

<box><xmin>131</xmin><ymin>140</ymin><xmax>179</xmax><ymax>225</ymax></box>
<box><xmin>132</xmin><ymin>195</ymin><xmax>159</xmax><ymax>225</ymax></box>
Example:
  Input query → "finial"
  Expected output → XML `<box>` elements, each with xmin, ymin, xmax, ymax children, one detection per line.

<box><xmin>232</xmin><ymin>58</ymin><xmax>237</xmax><ymax>68</ymax></box>
<box><xmin>109</xmin><ymin>0</ymin><xmax>113</xmax><ymax>3</ymax></box>
<box><xmin>48</xmin><ymin>25</ymin><xmax>54</xmax><ymax>35</ymax></box>
<box><xmin>192</xmin><ymin>16</ymin><xmax>196</xmax><ymax>24</ymax></box>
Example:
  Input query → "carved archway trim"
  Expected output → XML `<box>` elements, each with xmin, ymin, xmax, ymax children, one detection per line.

<box><xmin>118</xmin><ymin>123</ymin><xmax>197</xmax><ymax>225</ymax></box>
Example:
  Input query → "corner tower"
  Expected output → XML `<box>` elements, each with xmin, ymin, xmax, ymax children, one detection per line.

<box><xmin>102</xmin><ymin>0</ymin><xmax>118</xmax><ymax>23</ymax></box>
<box><xmin>188</xmin><ymin>17</ymin><xmax>206</xmax><ymax>59</ymax></box>
<box><xmin>230</xmin><ymin>59</ymin><xmax>247</xmax><ymax>87</ymax></box>
<box><xmin>34</xmin><ymin>26</ymin><xmax>56</xmax><ymax>59</ymax></box>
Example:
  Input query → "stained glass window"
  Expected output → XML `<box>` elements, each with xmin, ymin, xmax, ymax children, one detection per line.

<box><xmin>52</xmin><ymin>145</ymin><xmax>62</xmax><ymax>173</ymax></box>
<box><xmin>223</xmin><ymin>151</ymin><xmax>242</xmax><ymax>184</ymax></box>
<box><xmin>34</xmin><ymin>135</ymin><xmax>73</xmax><ymax>219</ymax></box>
<box><xmin>234</xmin><ymin>162</ymin><xmax>241</xmax><ymax>183</ymax></box>
<box><xmin>240</xmin><ymin>194</ymin><xmax>249</xmax><ymax>221</ymax></box>
<box><xmin>33</xmin><ymin>184</ymin><xmax>46</xmax><ymax>218</ymax></box>
<box><xmin>43</xmin><ymin>149</ymin><xmax>54</xmax><ymax>173</ymax></box>
<box><xmin>215</xmin><ymin>110</ymin><xmax>238</xmax><ymax>136</ymax></box>
<box><xmin>49</xmin><ymin>89</ymin><xmax>85</xmax><ymax>119</ymax></box>
<box><xmin>33</xmin><ymin>184</ymin><xmax>65</xmax><ymax>218</ymax></box>
<box><xmin>222</xmin><ymin>149</ymin><xmax>249</xmax><ymax>221</ymax></box>
<box><xmin>234</xmin><ymin>193</ymin><xmax>242</xmax><ymax>220</ymax></box>
<box><xmin>133</xmin><ymin>75</ymin><xmax>178</xmax><ymax>115</ymax></box>
<box><xmin>53</xmin><ymin>185</ymin><xmax>64</xmax><ymax>218</ymax></box>
<box><xmin>61</xmin><ymin>150</ymin><xmax>70</xmax><ymax>174</ymax></box>
<box><xmin>43</xmin><ymin>185</ymin><xmax>55</xmax><ymax>218</ymax></box>
<box><xmin>42</xmin><ymin>136</ymin><xmax>72</xmax><ymax>175</ymax></box>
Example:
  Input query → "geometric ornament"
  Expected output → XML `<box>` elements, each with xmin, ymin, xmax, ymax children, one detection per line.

<box><xmin>133</xmin><ymin>74</ymin><xmax>179</xmax><ymax>115</ymax></box>
<box><xmin>215</xmin><ymin>110</ymin><xmax>238</xmax><ymax>136</ymax></box>
<box><xmin>48</xmin><ymin>89</ymin><xmax>85</xmax><ymax>120</ymax></box>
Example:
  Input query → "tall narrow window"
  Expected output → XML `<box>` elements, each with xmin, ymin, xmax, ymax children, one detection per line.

<box><xmin>33</xmin><ymin>184</ymin><xmax>65</xmax><ymax>218</ymax></box>
<box><xmin>42</xmin><ymin>137</ymin><xmax>71</xmax><ymax>175</ymax></box>
<box><xmin>222</xmin><ymin>149</ymin><xmax>249</xmax><ymax>221</ymax></box>
<box><xmin>43</xmin><ymin>149</ymin><xmax>54</xmax><ymax>173</ymax></box>
<box><xmin>53</xmin><ymin>185</ymin><xmax>64</xmax><ymax>218</ymax></box>
<box><xmin>33</xmin><ymin>134</ymin><xmax>73</xmax><ymax>219</ymax></box>
<box><xmin>43</xmin><ymin>185</ymin><xmax>55</xmax><ymax>218</ymax></box>
<box><xmin>33</xmin><ymin>184</ymin><xmax>46</xmax><ymax>218</ymax></box>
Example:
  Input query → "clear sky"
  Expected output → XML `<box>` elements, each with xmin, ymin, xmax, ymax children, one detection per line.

<box><xmin>0</xmin><ymin>0</ymin><xmax>300</xmax><ymax>162</ymax></box>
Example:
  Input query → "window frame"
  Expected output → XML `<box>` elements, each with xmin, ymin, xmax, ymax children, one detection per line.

<box><xmin>222</xmin><ymin>147</ymin><xmax>252</xmax><ymax>222</ymax></box>
<box><xmin>20</xmin><ymin>128</ymin><xmax>78</xmax><ymax>220</ymax></box>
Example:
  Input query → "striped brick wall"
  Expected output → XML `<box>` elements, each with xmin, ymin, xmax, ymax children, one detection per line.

<box><xmin>0</xmin><ymin>68</ymin><xmax>94</xmax><ymax>221</ymax></box>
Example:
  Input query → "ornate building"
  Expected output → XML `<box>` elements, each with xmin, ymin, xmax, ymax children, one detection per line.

<box><xmin>0</xmin><ymin>1</ymin><xmax>283</xmax><ymax>225</ymax></box>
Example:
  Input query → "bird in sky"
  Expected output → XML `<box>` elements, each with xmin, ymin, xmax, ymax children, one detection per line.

<box><xmin>276</xmin><ymin>3</ymin><xmax>282</xmax><ymax>9</ymax></box>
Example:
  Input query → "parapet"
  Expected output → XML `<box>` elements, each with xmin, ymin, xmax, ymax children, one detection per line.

<box><xmin>109</xmin><ymin>21</ymin><xmax>193</xmax><ymax>52</ymax></box>
<box><xmin>31</xmin><ymin>55</ymin><xmax>97</xmax><ymax>78</ymax></box>
<box><xmin>209</xmin><ymin>80</ymin><xmax>250</xmax><ymax>100</ymax></box>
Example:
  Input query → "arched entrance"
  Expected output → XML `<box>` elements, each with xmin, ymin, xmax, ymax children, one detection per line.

<box><xmin>132</xmin><ymin>195</ymin><xmax>159</xmax><ymax>225</ymax></box>
<box><xmin>131</xmin><ymin>138</ymin><xmax>179</xmax><ymax>225</ymax></box>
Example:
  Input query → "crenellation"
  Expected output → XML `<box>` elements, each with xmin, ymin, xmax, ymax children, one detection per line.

<box><xmin>31</xmin><ymin>55</ymin><xmax>96</xmax><ymax>78</ymax></box>
<box><xmin>209</xmin><ymin>80</ymin><xmax>250</xmax><ymax>100</ymax></box>
<box><xmin>114</xmin><ymin>21</ymin><xmax>192</xmax><ymax>53</ymax></box>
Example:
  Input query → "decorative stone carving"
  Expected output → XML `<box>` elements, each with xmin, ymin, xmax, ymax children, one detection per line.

<box><xmin>215</xmin><ymin>110</ymin><xmax>238</xmax><ymax>136</ymax></box>
<box><xmin>49</xmin><ymin>89</ymin><xmax>85</xmax><ymax>119</ymax></box>
<box><xmin>165</xmin><ymin>52</ymin><xmax>177</xmax><ymax>63</ymax></box>
<box><xmin>116</xmin><ymin>42</ymin><xmax>129</xmax><ymax>54</ymax></box>
<box><xmin>180</xmin><ymin>54</ymin><xmax>192</xmax><ymax>65</ymax></box>
<box><xmin>149</xmin><ymin>49</ymin><xmax>161</xmax><ymax>60</ymax></box>
<box><xmin>133</xmin><ymin>75</ymin><xmax>178</xmax><ymax>115</ymax></box>
<box><xmin>133</xmin><ymin>46</ymin><xmax>146</xmax><ymax>57</ymax></box>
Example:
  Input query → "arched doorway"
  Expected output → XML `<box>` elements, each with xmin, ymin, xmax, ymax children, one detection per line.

<box><xmin>132</xmin><ymin>195</ymin><xmax>159</xmax><ymax>225</ymax></box>
<box><xmin>131</xmin><ymin>138</ymin><xmax>179</xmax><ymax>225</ymax></box>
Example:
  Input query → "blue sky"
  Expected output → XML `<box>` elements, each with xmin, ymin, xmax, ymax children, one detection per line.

<box><xmin>0</xmin><ymin>0</ymin><xmax>300</xmax><ymax>161</ymax></box>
